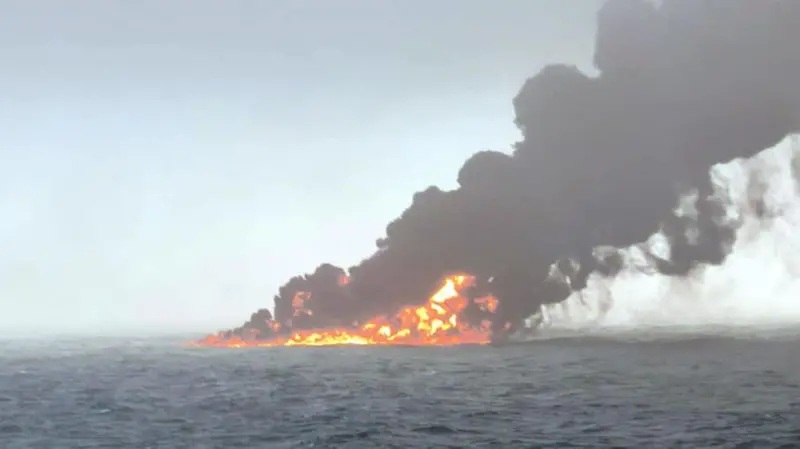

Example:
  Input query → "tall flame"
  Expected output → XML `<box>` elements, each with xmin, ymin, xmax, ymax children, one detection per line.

<box><xmin>196</xmin><ymin>274</ymin><xmax>498</xmax><ymax>348</ymax></box>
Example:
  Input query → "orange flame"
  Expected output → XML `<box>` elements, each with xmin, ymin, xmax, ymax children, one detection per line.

<box><xmin>291</xmin><ymin>291</ymin><xmax>313</xmax><ymax>317</ymax></box>
<box><xmin>196</xmin><ymin>274</ymin><xmax>498</xmax><ymax>348</ymax></box>
<box><xmin>337</xmin><ymin>274</ymin><xmax>350</xmax><ymax>286</ymax></box>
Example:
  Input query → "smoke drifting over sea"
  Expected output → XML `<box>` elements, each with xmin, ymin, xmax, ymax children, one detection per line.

<box><xmin>209</xmin><ymin>0</ymin><xmax>800</xmax><ymax>345</ymax></box>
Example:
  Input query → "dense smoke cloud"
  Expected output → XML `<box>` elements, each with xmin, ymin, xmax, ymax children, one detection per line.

<box><xmin>220</xmin><ymin>0</ymin><xmax>800</xmax><ymax>342</ymax></box>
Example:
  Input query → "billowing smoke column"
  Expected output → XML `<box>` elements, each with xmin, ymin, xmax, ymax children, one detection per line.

<box><xmin>218</xmin><ymin>0</ymin><xmax>800</xmax><ymax>343</ymax></box>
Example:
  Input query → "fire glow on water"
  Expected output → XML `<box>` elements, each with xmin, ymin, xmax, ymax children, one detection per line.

<box><xmin>195</xmin><ymin>275</ymin><xmax>498</xmax><ymax>348</ymax></box>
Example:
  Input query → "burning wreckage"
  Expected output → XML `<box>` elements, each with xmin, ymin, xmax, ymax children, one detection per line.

<box><xmin>197</xmin><ymin>0</ymin><xmax>800</xmax><ymax>348</ymax></box>
<box><xmin>198</xmin><ymin>272</ymin><xmax>552</xmax><ymax>347</ymax></box>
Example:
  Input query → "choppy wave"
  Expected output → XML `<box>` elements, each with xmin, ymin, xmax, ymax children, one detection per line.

<box><xmin>2</xmin><ymin>338</ymin><xmax>800</xmax><ymax>448</ymax></box>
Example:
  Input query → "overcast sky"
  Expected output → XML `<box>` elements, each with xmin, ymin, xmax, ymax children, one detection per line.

<box><xmin>0</xmin><ymin>0</ymin><xmax>602</xmax><ymax>336</ymax></box>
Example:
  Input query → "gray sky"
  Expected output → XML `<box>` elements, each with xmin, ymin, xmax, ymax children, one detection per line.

<box><xmin>0</xmin><ymin>0</ymin><xmax>601</xmax><ymax>336</ymax></box>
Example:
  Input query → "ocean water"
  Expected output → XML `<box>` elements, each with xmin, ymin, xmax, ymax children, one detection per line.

<box><xmin>2</xmin><ymin>331</ymin><xmax>800</xmax><ymax>448</ymax></box>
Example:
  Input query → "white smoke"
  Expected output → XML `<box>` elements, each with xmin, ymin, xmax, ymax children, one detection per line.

<box><xmin>534</xmin><ymin>134</ymin><xmax>800</xmax><ymax>333</ymax></box>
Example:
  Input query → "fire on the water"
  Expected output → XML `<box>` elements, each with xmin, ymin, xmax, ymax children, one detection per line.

<box><xmin>196</xmin><ymin>274</ymin><xmax>500</xmax><ymax>348</ymax></box>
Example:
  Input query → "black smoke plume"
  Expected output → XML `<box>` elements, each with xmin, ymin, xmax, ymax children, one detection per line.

<box><xmin>216</xmin><ymin>0</ymin><xmax>800</xmax><ymax>342</ymax></box>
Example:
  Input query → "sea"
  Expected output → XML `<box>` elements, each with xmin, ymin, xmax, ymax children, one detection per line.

<box><xmin>2</xmin><ymin>328</ymin><xmax>800</xmax><ymax>449</ymax></box>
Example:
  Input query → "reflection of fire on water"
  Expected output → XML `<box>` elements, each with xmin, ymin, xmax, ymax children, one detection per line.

<box><xmin>195</xmin><ymin>274</ymin><xmax>500</xmax><ymax>348</ymax></box>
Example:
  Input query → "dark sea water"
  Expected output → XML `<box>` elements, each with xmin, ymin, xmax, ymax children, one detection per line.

<box><xmin>2</xmin><ymin>330</ymin><xmax>800</xmax><ymax>449</ymax></box>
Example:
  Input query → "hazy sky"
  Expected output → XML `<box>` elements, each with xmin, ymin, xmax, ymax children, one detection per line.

<box><xmin>0</xmin><ymin>1</ymin><xmax>602</xmax><ymax>335</ymax></box>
